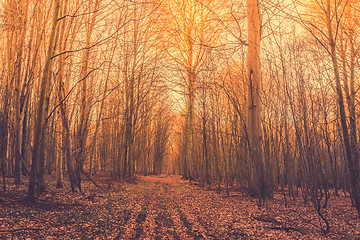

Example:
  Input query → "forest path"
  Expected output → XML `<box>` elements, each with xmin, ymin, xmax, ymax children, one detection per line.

<box><xmin>0</xmin><ymin>174</ymin><xmax>358</xmax><ymax>239</ymax></box>
<box><xmin>118</xmin><ymin>175</ymin><xmax>251</xmax><ymax>239</ymax></box>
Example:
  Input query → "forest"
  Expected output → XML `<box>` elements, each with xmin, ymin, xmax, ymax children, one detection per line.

<box><xmin>0</xmin><ymin>0</ymin><xmax>359</xmax><ymax>239</ymax></box>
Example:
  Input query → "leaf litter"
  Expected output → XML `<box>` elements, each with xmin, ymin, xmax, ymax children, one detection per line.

<box><xmin>0</xmin><ymin>173</ymin><xmax>359</xmax><ymax>239</ymax></box>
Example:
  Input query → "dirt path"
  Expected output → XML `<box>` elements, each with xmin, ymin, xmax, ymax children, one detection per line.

<box><xmin>0</xmin><ymin>174</ymin><xmax>359</xmax><ymax>239</ymax></box>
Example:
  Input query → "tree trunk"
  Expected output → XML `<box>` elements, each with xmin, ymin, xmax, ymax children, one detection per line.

<box><xmin>58</xmin><ymin>74</ymin><xmax>80</xmax><ymax>192</ymax></box>
<box><xmin>247</xmin><ymin>0</ymin><xmax>270</xmax><ymax>202</ymax></box>
<box><xmin>184</xmin><ymin>70</ymin><xmax>195</xmax><ymax>180</ymax></box>
<box><xmin>0</xmin><ymin>112</ymin><xmax>7</xmax><ymax>191</ymax></box>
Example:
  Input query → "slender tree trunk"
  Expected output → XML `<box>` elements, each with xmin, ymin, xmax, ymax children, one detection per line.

<box><xmin>14</xmin><ymin>52</ymin><xmax>23</xmax><ymax>185</ymax></box>
<box><xmin>21</xmin><ymin>105</ymin><xmax>29</xmax><ymax>176</ymax></box>
<box><xmin>75</xmin><ymin>0</ymin><xmax>100</xmax><ymax>188</ymax></box>
<box><xmin>202</xmin><ymin>108</ymin><xmax>209</xmax><ymax>186</ymax></box>
<box><xmin>58</xmin><ymin>80</ymin><xmax>80</xmax><ymax>192</ymax></box>
<box><xmin>0</xmin><ymin>112</ymin><xmax>7</xmax><ymax>191</ymax></box>
<box><xmin>184</xmin><ymin>70</ymin><xmax>195</xmax><ymax>180</ymax></box>
<box><xmin>56</xmin><ymin>140</ymin><xmax>63</xmax><ymax>189</ymax></box>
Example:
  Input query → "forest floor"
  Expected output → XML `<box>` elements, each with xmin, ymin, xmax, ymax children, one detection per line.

<box><xmin>0</xmin><ymin>173</ymin><xmax>359</xmax><ymax>239</ymax></box>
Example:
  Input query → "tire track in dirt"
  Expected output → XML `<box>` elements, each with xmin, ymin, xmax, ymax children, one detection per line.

<box><xmin>139</xmin><ymin>180</ymin><xmax>181</xmax><ymax>240</ymax></box>
<box><xmin>114</xmin><ymin>198</ymin><xmax>143</xmax><ymax>239</ymax></box>
<box><xmin>143</xmin><ymin>175</ymin><xmax>249</xmax><ymax>240</ymax></box>
<box><xmin>167</xmin><ymin>188</ymin><xmax>215</xmax><ymax>239</ymax></box>
<box><xmin>123</xmin><ymin>175</ymin><xmax>251</xmax><ymax>239</ymax></box>
<box><xmin>143</xmin><ymin>179</ymin><xmax>191</xmax><ymax>239</ymax></box>
<box><xmin>161</xmin><ymin>200</ymin><xmax>194</xmax><ymax>239</ymax></box>
<box><xmin>112</xmin><ymin>208</ymin><xmax>132</xmax><ymax>239</ymax></box>
<box><xmin>134</xmin><ymin>203</ymin><xmax>148</xmax><ymax>238</ymax></box>
<box><xmin>152</xmin><ymin>184</ymin><xmax>181</xmax><ymax>240</ymax></box>
<box><xmin>115</xmin><ymin>180</ymin><xmax>152</xmax><ymax>239</ymax></box>
<box><xmin>147</xmin><ymin>177</ymin><xmax>211</xmax><ymax>239</ymax></box>
<box><xmin>139</xmin><ymin>195</ymin><xmax>157</xmax><ymax>239</ymax></box>
<box><xmin>134</xmin><ymin>181</ymin><xmax>166</xmax><ymax>239</ymax></box>
<box><xmin>120</xmin><ymin>179</ymin><xmax>176</xmax><ymax>239</ymax></box>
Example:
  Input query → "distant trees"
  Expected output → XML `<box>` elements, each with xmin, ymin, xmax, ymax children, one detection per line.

<box><xmin>164</xmin><ymin>0</ymin><xmax>229</xmax><ymax>180</ymax></box>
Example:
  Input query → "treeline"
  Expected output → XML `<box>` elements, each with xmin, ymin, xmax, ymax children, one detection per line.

<box><xmin>0</xmin><ymin>0</ymin><xmax>359</xmax><ymax>220</ymax></box>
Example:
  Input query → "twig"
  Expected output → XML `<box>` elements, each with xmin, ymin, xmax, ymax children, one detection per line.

<box><xmin>336</xmin><ymin>231</ymin><xmax>360</xmax><ymax>239</ymax></box>
<box><xmin>268</xmin><ymin>226</ymin><xmax>305</xmax><ymax>234</ymax></box>
<box><xmin>82</xmin><ymin>170</ymin><xmax>105</xmax><ymax>191</ymax></box>
<box><xmin>0</xmin><ymin>227</ymin><xmax>43</xmax><ymax>233</ymax></box>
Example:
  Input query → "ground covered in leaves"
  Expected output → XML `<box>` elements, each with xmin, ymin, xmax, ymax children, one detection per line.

<box><xmin>0</xmin><ymin>174</ymin><xmax>359</xmax><ymax>239</ymax></box>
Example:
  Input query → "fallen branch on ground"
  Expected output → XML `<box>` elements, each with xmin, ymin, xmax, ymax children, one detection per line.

<box><xmin>0</xmin><ymin>227</ymin><xmax>43</xmax><ymax>233</ymax></box>
<box><xmin>82</xmin><ymin>170</ymin><xmax>104</xmax><ymax>191</ymax></box>
<box><xmin>267</xmin><ymin>226</ymin><xmax>305</xmax><ymax>234</ymax></box>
